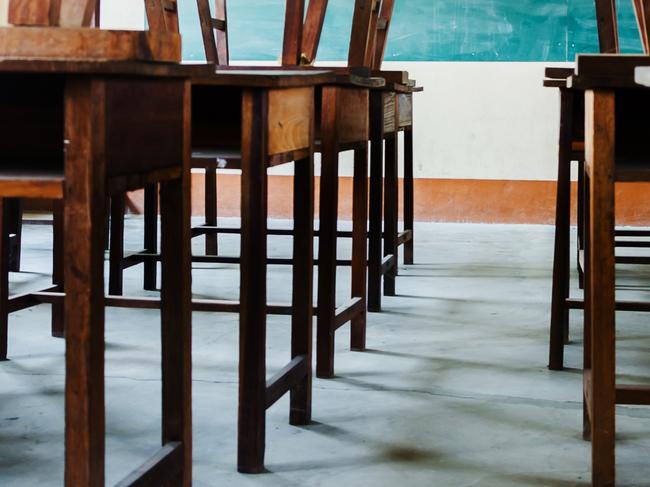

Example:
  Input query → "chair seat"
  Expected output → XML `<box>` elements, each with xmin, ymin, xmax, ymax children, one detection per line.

<box><xmin>192</xmin><ymin>149</ymin><xmax>241</xmax><ymax>169</ymax></box>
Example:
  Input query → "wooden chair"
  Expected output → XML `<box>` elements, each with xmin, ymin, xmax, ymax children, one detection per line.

<box><xmin>313</xmin><ymin>0</ymin><xmax>421</xmax><ymax>309</ymax></box>
<box><xmin>0</xmin><ymin>1</ymin><xmax>192</xmax><ymax>485</ymax></box>
<box><xmin>546</xmin><ymin>0</ymin><xmax>650</xmax><ymax>370</ymax></box>
<box><xmin>109</xmin><ymin>0</ymin><xmax>376</xmax><ymax>379</ymax></box>
<box><xmin>575</xmin><ymin>53</ymin><xmax>650</xmax><ymax>487</ymax></box>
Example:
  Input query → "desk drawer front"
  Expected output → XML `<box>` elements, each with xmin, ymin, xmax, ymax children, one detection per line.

<box><xmin>267</xmin><ymin>87</ymin><xmax>313</xmax><ymax>156</ymax></box>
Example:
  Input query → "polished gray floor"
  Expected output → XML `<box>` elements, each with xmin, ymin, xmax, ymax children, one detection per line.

<box><xmin>1</xmin><ymin>219</ymin><xmax>650</xmax><ymax>486</ymax></box>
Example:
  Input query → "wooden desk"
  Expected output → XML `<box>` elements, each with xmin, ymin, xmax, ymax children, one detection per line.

<box><xmin>0</xmin><ymin>59</ymin><xmax>198</xmax><ymax>486</ymax></box>
<box><xmin>573</xmin><ymin>54</ymin><xmax>650</xmax><ymax>486</ymax></box>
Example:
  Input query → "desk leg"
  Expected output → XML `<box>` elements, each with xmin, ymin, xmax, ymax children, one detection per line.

<box><xmin>109</xmin><ymin>195</ymin><xmax>125</xmax><ymax>295</ymax></box>
<box><xmin>238</xmin><ymin>89</ymin><xmax>269</xmax><ymax>474</ymax></box>
<box><xmin>316</xmin><ymin>86</ymin><xmax>339</xmax><ymax>379</ymax></box>
<box><xmin>0</xmin><ymin>199</ymin><xmax>9</xmax><ymax>360</ymax></box>
<box><xmin>64</xmin><ymin>79</ymin><xmax>106</xmax><ymax>487</ymax></box>
<box><xmin>404</xmin><ymin>127</ymin><xmax>414</xmax><ymax>265</ymax></box>
<box><xmin>143</xmin><ymin>184</ymin><xmax>158</xmax><ymax>290</ymax></box>
<box><xmin>52</xmin><ymin>200</ymin><xmax>64</xmax><ymax>337</ymax></box>
<box><xmin>549</xmin><ymin>88</ymin><xmax>573</xmax><ymax>370</ymax></box>
<box><xmin>384</xmin><ymin>132</ymin><xmax>398</xmax><ymax>296</ymax></box>
<box><xmin>290</xmin><ymin>155</ymin><xmax>314</xmax><ymax>425</ymax></box>
<box><xmin>351</xmin><ymin>145</ymin><xmax>368</xmax><ymax>351</ymax></box>
<box><xmin>205</xmin><ymin>167</ymin><xmax>219</xmax><ymax>255</ymax></box>
<box><xmin>6</xmin><ymin>198</ymin><xmax>22</xmax><ymax>272</ymax></box>
<box><xmin>585</xmin><ymin>89</ymin><xmax>616</xmax><ymax>487</ymax></box>
<box><xmin>368</xmin><ymin>92</ymin><xmax>384</xmax><ymax>312</ymax></box>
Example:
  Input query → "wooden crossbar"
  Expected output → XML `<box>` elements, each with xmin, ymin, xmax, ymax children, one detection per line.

<box><xmin>114</xmin><ymin>442</ymin><xmax>183</xmax><ymax>487</ymax></box>
<box><xmin>265</xmin><ymin>355</ymin><xmax>308</xmax><ymax>409</ymax></box>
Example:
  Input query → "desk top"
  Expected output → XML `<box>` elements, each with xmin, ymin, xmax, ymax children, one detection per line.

<box><xmin>194</xmin><ymin>68</ymin><xmax>337</xmax><ymax>87</ymax></box>
<box><xmin>569</xmin><ymin>55</ymin><xmax>650</xmax><ymax>89</ymax></box>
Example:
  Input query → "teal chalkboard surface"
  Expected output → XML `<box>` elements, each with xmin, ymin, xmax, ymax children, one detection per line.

<box><xmin>178</xmin><ymin>0</ymin><xmax>643</xmax><ymax>62</ymax></box>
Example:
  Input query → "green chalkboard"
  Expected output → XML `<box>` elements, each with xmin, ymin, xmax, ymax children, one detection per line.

<box><xmin>177</xmin><ymin>0</ymin><xmax>643</xmax><ymax>62</ymax></box>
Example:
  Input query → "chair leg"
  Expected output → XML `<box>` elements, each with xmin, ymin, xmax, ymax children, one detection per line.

<box><xmin>316</xmin><ymin>86</ymin><xmax>339</xmax><ymax>379</ymax></box>
<box><xmin>0</xmin><ymin>198</ymin><xmax>9</xmax><ymax>361</ymax></box>
<box><xmin>351</xmin><ymin>146</ymin><xmax>368</xmax><ymax>351</ymax></box>
<box><xmin>403</xmin><ymin>128</ymin><xmax>414</xmax><ymax>265</ymax></box>
<box><xmin>108</xmin><ymin>195</ymin><xmax>125</xmax><ymax>296</ymax></box>
<box><xmin>238</xmin><ymin>90</ymin><xmax>268</xmax><ymax>474</ymax></box>
<box><xmin>205</xmin><ymin>167</ymin><xmax>219</xmax><ymax>255</ymax></box>
<box><xmin>52</xmin><ymin>200</ymin><xmax>64</xmax><ymax>338</ymax></box>
<box><xmin>584</xmin><ymin>90</ymin><xmax>616</xmax><ymax>487</ymax></box>
<box><xmin>583</xmin><ymin>172</ymin><xmax>592</xmax><ymax>442</ymax></box>
<box><xmin>289</xmin><ymin>155</ymin><xmax>314</xmax><ymax>426</ymax></box>
<box><xmin>384</xmin><ymin>132</ymin><xmax>398</xmax><ymax>296</ymax></box>
<box><xmin>368</xmin><ymin>92</ymin><xmax>384</xmax><ymax>312</ymax></box>
<box><xmin>577</xmin><ymin>160</ymin><xmax>585</xmax><ymax>290</ymax></box>
<box><xmin>143</xmin><ymin>184</ymin><xmax>158</xmax><ymax>291</ymax></box>
<box><xmin>549</xmin><ymin>88</ymin><xmax>574</xmax><ymax>370</ymax></box>
<box><xmin>6</xmin><ymin>198</ymin><xmax>22</xmax><ymax>272</ymax></box>
<box><xmin>160</xmin><ymin>173</ymin><xmax>193</xmax><ymax>485</ymax></box>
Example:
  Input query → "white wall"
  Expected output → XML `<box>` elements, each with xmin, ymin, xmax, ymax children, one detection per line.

<box><xmin>100</xmin><ymin>0</ymin><xmax>144</xmax><ymax>30</ymax></box>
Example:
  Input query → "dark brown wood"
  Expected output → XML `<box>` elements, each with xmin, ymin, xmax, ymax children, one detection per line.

<box><xmin>289</xmin><ymin>153</ymin><xmax>313</xmax><ymax>424</ymax></box>
<box><xmin>52</xmin><ymin>200</ymin><xmax>64</xmax><ymax>337</ymax></box>
<box><xmin>6</xmin><ymin>199</ymin><xmax>22</xmax><ymax>272</ymax></box>
<box><xmin>633</xmin><ymin>0</ymin><xmax>650</xmax><ymax>53</ymax></box>
<box><xmin>266</xmin><ymin>355</ymin><xmax>308</xmax><ymax>409</ymax></box>
<box><xmin>403</xmin><ymin>127</ymin><xmax>414</xmax><ymax>265</ymax></box>
<box><xmin>196</xmin><ymin>0</ymin><xmax>229</xmax><ymax>64</ymax></box>
<box><xmin>301</xmin><ymin>0</ymin><xmax>328</xmax><ymax>64</ymax></box>
<box><xmin>109</xmin><ymin>195</ymin><xmax>126</xmax><ymax>295</ymax></box>
<box><xmin>63</xmin><ymin>78</ymin><xmax>106</xmax><ymax>487</ymax></box>
<box><xmin>594</xmin><ymin>0</ymin><xmax>619</xmax><ymax>53</ymax></box>
<box><xmin>316</xmin><ymin>86</ymin><xmax>339</xmax><ymax>379</ymax></box>
<box><xmin>114</xmin><ymin>442</ymin><xmax>183</xmax><ymax>487</ymax></box>
<box><xmin>383</xmin><ymin>131</ymin><xmax>398</xmax><ymax>296</ymax></box>
<box><xmin>238</xmin><ymin>89</ymin><xmax>269</xmax><ymax>474</ymax></box>
<box><xmin>282</xmin><ymin>0</ymin><xmax>306</xmax><ymax>66</ymax></box>
<box><xmin>584</xmin><ymin>88</ymin><xmax>616</xmax><ymax>487</ymax></box>
<box><xmin>348</xmin><ymin>0</ymin><xmax>375</xmax><ymax>67</ymax></box>
<box><xmin>549</xmin><ymin>88</ymin><xmax>574</xmax><ymax>371</ymax></box>
<box><xmin>350</xmin><ymin>145</ymin><xmax>368</xmax><ymax>351</ymax></box>
<box><xmin>204</xmin><ymin>166</ymin><xmax>218</xmax><ymax>254</ymax></box>
<box><xmin>368</xmin><ymin>90</ymin><xmax>384</xmax><ymax>312</ymax></box>
<box><xmin>143</xmin><ymin>184</ymin><xmax>158</xmax><ymax>290</ymax></box>
<box><xmin>159</xmin><ymin>81</ymin><xmax>192</xmax><ymax>486</ymax></box>
<box><xmin>0</xmin><ymin>199</ymin><xmax>9</xmax><ymax>360</ymax></box>
<box><xmin>373</xmin><ymin>0</ymin><xmax>395</xmax><ymax>69</ymax></box>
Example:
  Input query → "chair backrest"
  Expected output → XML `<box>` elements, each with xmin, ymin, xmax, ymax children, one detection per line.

<box><xmin>594</xmin><ymin>0</ymin><xmax>619</xmax><ymax>53</ymax></box>
<box><xmin>196</xmin><ymin>0</ymin><xmax>228</xmax><ymax>64</ymax></box>
<box><xmin>196</xmin><ymin>0</ymin><xmax>308</xmax><ymax>67</ymax></box>
<box><xmin>632</xmin><ymin>0</ymin><xmax>650</xmax><ymax>53</ymax></box>
<box><xmin>145</xmin><ymin>0</ymin><xmax>180</xmax><ymax>33</ymax></box>
<box><xmin>303</xmin><ymin>0</ymin><xmax>394</xmax><ymax>69</ymax></box>
<box><xmin>7</xmin><ymin>0</ymin><xmax>96</xmax><ymax>27</ymax></box>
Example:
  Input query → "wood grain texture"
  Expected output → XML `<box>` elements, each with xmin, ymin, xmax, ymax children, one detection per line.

<box><xmin>301</xmin><ymin>0</ymin><xmax>328</xmax><ymax>64</ymax></box>
<box><xmin>594</xmin><ymin>0</ymin><xmax>619</xmax><ymax>54</ymax></box>
<box><xmin>382</xmin><ymin>91</ymin><xmax>396</xmax><ymax>134</ymax></box>
<box><xmin>584</xmin><ymin>88</ymin><xmax>616</xmax><ymax>487</ymax></box>
<box><xmin>348</xmin><ymin>0</ymin><xmax>374</xmax><ymax>67</ymax></box>
<box><xmin>57</xmin><ymin>0</ymin><xmax>95</xmax><ymax>27</ymax></box>
<box><xmin>633</xmin><ymin>0</ymin><xmax>650</xmax><ymax>54</ymax></box>
<box><xmin>63</xmin><ymin>78</ymin><xmax>106</xmax><ymax>487</ymax></box>
<box><xmin>397</xmin><ymin>93</ymin><xmax>413</xmax><ymax>128</ymax></box>
<box><xmin>0</xmin><ymin>27</ymin><xmax>181</xmax><ymax>62</ymax></box>
<box><xmin>282</xmin><ymin>0</ymin><xmax>305</xmax><ymax>66</ymax></box>
<box><xmin>337</xmin><ymin>87</ymin><xmax>369</xmax><ymax>145</ymax></box>
<box><xmin>7</xmin><ymin>0</ymin><xmax>52</xmax><ymax>25</ymax></box>
<box><xmin>267</xmin><ymin>86</ymin><xmax>313</xmax><ymax>156</ymax></box>
<box><xmin>373</xmin><ymin>0</ymin><xmax>395</xmax><ymax>69</ymax></box>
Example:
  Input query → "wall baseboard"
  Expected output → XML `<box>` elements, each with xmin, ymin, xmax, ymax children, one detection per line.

<box><xmin>121</xmin><ymin>175</ymin><xmax>650</xmax><ymax>226</ymax></box>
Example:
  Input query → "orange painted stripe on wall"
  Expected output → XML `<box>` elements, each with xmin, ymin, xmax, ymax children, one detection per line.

<box><xmin>125</xmin><ymin>175</ymin><xmax>650</xmax><ymax>226</ymax></box>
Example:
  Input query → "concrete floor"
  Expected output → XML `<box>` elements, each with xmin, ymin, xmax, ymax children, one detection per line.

<box><xmin>1</xmin><ymin>219</ymin><xmax>650</xmax><ymax>486</ymax></box>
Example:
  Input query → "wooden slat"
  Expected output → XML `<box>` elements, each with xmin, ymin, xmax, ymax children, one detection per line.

<box><xmin>214</xmin><ymin>0</ymin><xmax>229</xmax><ymax>65</ymax></box>
<box><xmin>264</xmin><ymin>355</ymin><xmax>308</xmax><ymax>409</ymax></box>
<box><xmin>301</xmin><ymin>0</ymin><xmax>328</xmax><ymax>64</ymax></box>
<box><xmin>348</xmin><ymin>0</ymin><xmax>374</xmax><ymax>67</ymax></box>
<box><xmin>616</xmin><ymin>385</ymin><xmax>650</xmax><ymax>405</ymax></box>
<box><xmin>594</xmin><ymin>0</ymin><xmax>619</xmax><ymax>53</ymax></box>
<box><xmin>282</xmin><ymin>0</ymin><xmax>305</xmax><ymax>66</ymax></box>
<box><xmin>0</xmin><ymin>27</ymin><xmax>181</xmax><ymax>62</ymax></box>
<box><xmin>334</xmin><ymin>297</ymin><xmax>365</xmax><ymax>330</ymax></box>
<box><xmin>114</xmin><ymin>443</ymin><xmax>183</xmax><ymax>487</ymax></box>
<box><xmin>196</xmin><ymin>0</ymin><xmax>218</xmax><ymax>63</ymax></box>
<box><xmin>7</xmin><ymin>0</ymin><xmax>52</xmax><ymax>25</ymax></box>
<box><xmin>633</xmin><ymin>0</ymin><xmax>650</xmax><ymax>54</ymax></box>
<box><xmin>373</xmin><ymin>0</ymin><xmax>395</xmax><ymax>69</ymax></box>
<box><xmin>57</xmin><ymin>0</ymin><xmax>95</xmax><ymax>27</ymax></box>
<box><xmin>0</xmin><ymin>175</ymin><xmax>63</xmax><ymax>199</ymax></box>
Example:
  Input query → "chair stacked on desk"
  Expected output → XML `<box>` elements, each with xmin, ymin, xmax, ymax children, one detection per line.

<box><xmin>546</xmin><ymin>1</ymin><xmax>650</xmax><ymax>484</ymax></box>
<box><xmin>0</xmin><ymin>0</ymin><xmax>193</xmax><ymax>485</ymax></box>
<box><xmin>546</xmin><ymin>0</ymin><xmax>650</xmax><ymax>370</ymax></box>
